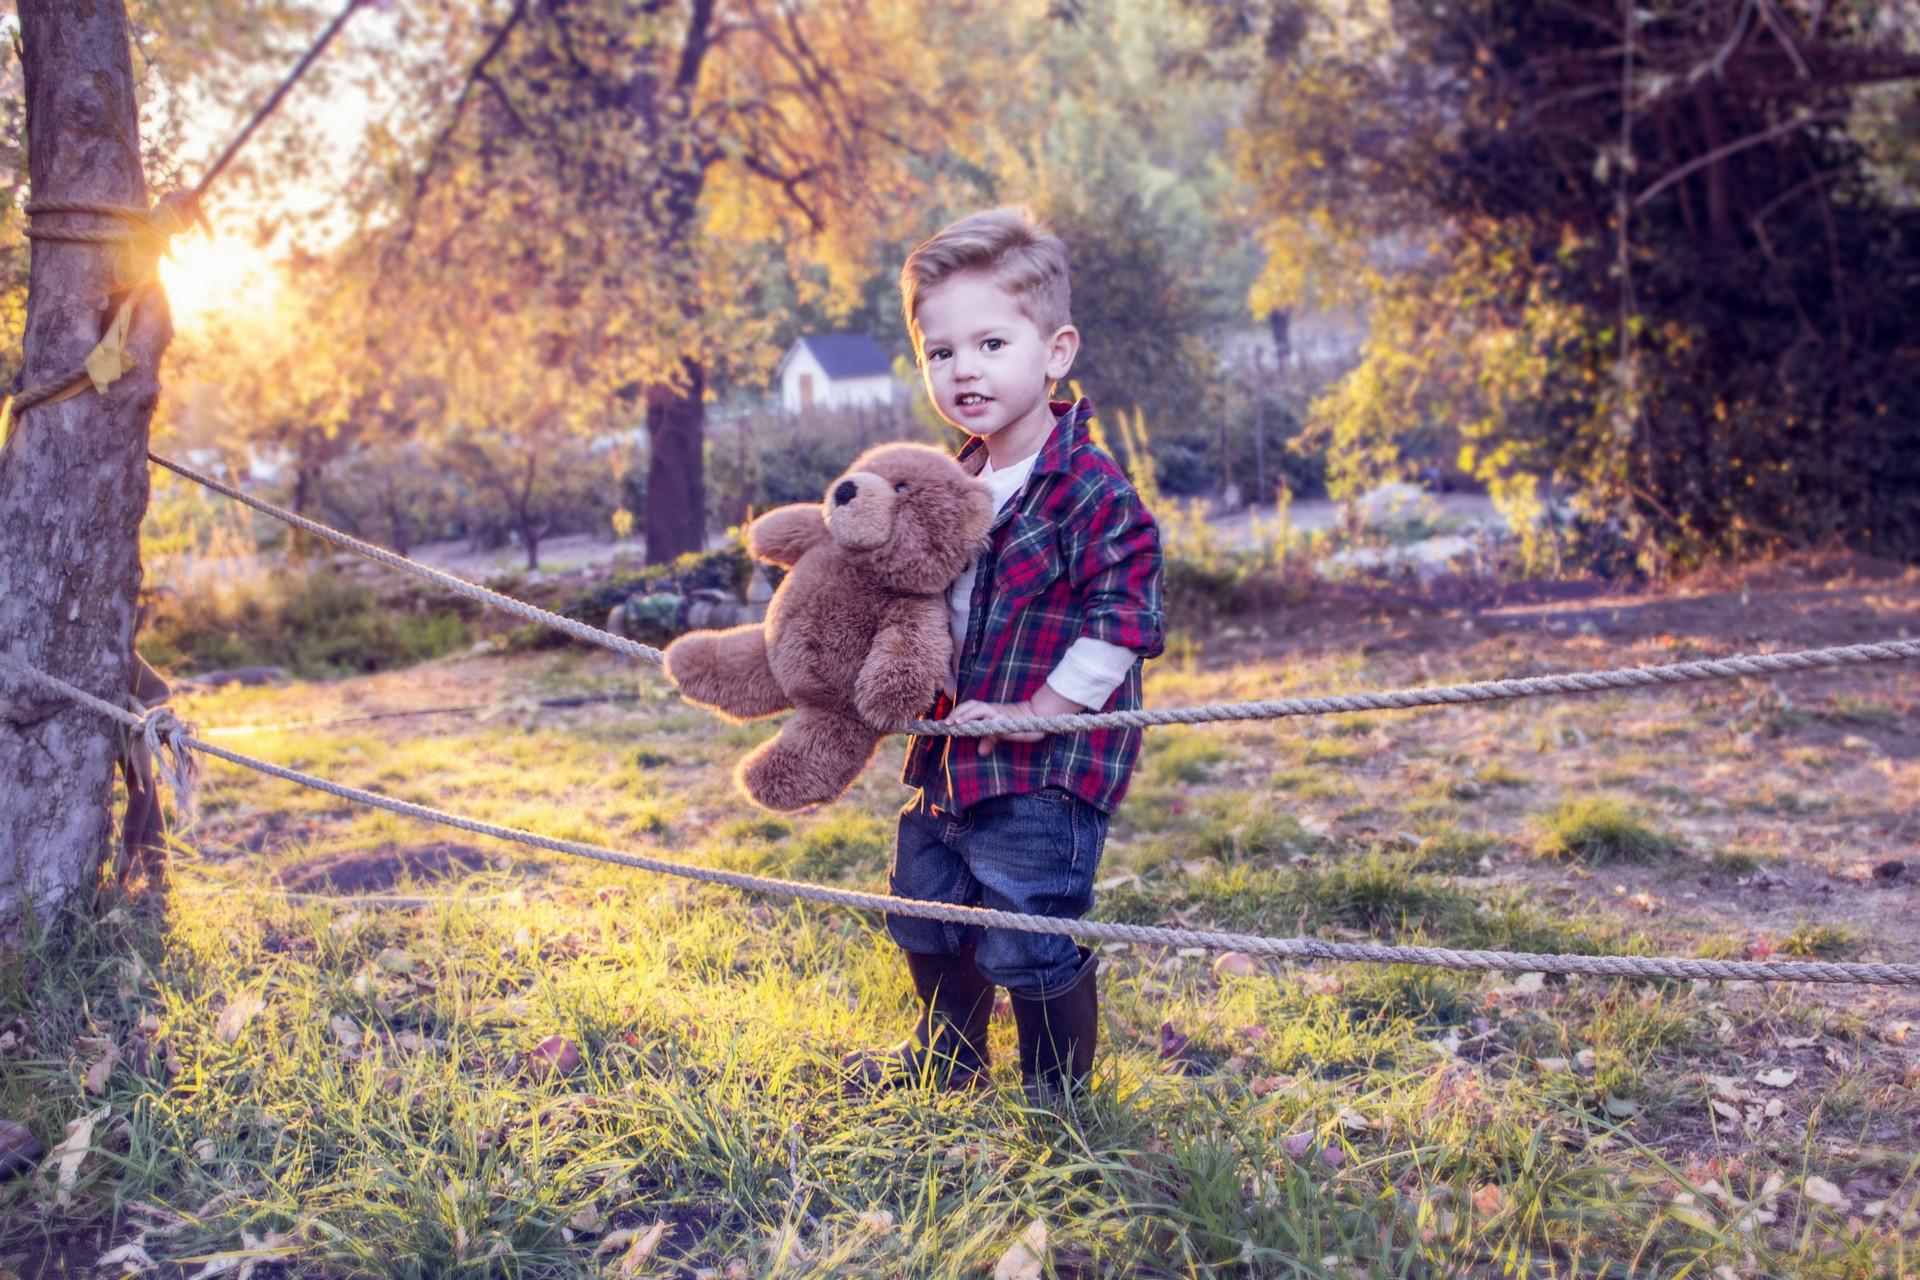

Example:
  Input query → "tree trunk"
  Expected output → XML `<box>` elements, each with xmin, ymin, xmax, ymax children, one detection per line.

<box><xmin>644</xmin><ymin>356</ymin><xmax>706</xmax><ymax>565</ymax></box>
<box><xmin>0</xmin><ymin>0</ymin><xmax>170</xmax><ymax>940</ymax></box>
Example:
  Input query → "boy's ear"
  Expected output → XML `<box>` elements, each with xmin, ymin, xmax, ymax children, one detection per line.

<box><xmin>1045</xmin><ymin>324</ymin><xmax>1080</xmax><ymax>381</ymax></box>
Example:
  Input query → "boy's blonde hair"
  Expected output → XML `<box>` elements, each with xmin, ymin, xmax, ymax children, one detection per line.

<box><xmin>900</xmin><ymin>207</ymin><xmax>1072</xmax><ymax>347</ymax></box>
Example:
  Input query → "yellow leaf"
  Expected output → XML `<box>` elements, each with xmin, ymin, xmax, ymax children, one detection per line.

<box><xmin>85</xmin><ymin>300</ymin><xmax>136</xmax><ymax>392</ymax></box>
<box><xmin>1471</xmin><ymin>1184</ymin><xmax>1506</xmax><ymax>1217</ymax></box>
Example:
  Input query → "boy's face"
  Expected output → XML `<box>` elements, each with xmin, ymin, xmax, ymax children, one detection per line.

<box><xmin>913</xmin><ymin>271</ymin><xmax>1078</xmax><ymax>451</ymax></box>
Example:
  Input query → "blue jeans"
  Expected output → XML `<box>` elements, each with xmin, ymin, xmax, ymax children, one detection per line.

<box><xmin>885</xmin><ymin>787</ymin><xmax>1110</xmax><ymax>994</ymax></box>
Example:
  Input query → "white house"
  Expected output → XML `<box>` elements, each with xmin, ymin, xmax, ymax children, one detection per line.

<box><xmin>776</xmin><ymin>333</ymin><xmax>897</xmax><ymax>414</ymax></box>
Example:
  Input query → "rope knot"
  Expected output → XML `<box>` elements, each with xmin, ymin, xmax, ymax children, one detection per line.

<box><xmin>136</xmin><ymin>704</ymin><xmax>201</xmax><ymax>824</ymax></box>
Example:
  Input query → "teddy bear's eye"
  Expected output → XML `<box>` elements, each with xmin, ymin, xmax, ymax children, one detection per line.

<box><xmin>894</xmin><ymin>481</ymin><xmax>909</xmax><ymax>493</ymax></box>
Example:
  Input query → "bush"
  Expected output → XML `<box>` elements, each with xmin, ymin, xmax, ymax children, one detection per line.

<box><xmin>140</xmin><ymin>569</ymin><xmax>471</xmax><ymax>678</ymax></box>
<box><xmin>1533</xmin><ymin>797</ymin><xmax>1681</xmax><ymax>865</ymax></box>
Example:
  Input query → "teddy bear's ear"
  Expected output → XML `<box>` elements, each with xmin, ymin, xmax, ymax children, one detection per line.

<box><xmin>748</xmin><ymin>503</ymin><xmax>829</xmax><ymax>567</ymax></box>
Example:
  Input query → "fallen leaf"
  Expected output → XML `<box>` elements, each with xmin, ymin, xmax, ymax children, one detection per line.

<box><xmin>993</xmin><ymin>1218</ymin><xmax>1048</xmax><ymax>1280</ymax></box>
<box><xmin>329</xmin><ymin>1017</ymin><xmax>363</xmax><ymax>1048</ymax></box>
<box><xmin>1753</xmin><ymin>1068</ymin><xmax>1797</xmax><ymax>1088</ymax></box>
<box><xmin>1471</xmin><ymin>1184</ymin><xmax>1505</xmax><ymax>1216</ymax></box>
<box><xmin>1534</xmin><ymin>1057</ymin><xmax>1570</xmax><ymax>1072</ymax></box>
<box><xmin>97</xmin><ymin>1241</ymin><xmax>158</xmax><ymax>1272</ymax></box>
<box><xmin>85</xmin><ymin>1048</ymin><xmax>120</xmax><ymax>1096</ymax></box>
<box><xmin>1317</xmin><ymin>1144</ymin><xmax>1344</xmax><ymax>1168</ymax></box>
<box><xmin>1281</xmin><ymin>1132</ymin><xmax>1315</xmax><ymax>1158</ymax></box>
<box><xmin>1802</xmin><ymin>1176</ymin><xmax>1849</xmax><ymax>1211</ymax></box>
<box><xmin>1668</xmin><ymin>1195</ymin><xmax>1716</xmax><ymax>1232</ymax></box>
<box><xmin>1336</xmin><ymin>1108</ymin><xmax>1372</xmax><ymax>1132</ymax></box>
<box><xmin>1709</xmin><ymin>1099</ymin><xmax>1743</xmax><ymax>1125</ymax></box>
<box><xmin>1213</xmin><ymin>951</ymin><xmax>1259</xmax><ymax>980</ymax></box>
<box><xmin>855</xmin><ymin>1208</ymin><xmax>894</xmax><ymax>1233</ymax></box>
<box><xmin>374</xmin><ymin>948</ymin><xmax>416</xmax><ymax>974</ymax></box>
<box><xmin>214</xmin><ymin>990</ymin><xmax>265</xmax><ymax>1045</ymax></box>
<box><xmin>766</xmin><ymin>1222</ymin><xmax>811</xmax><ymax>1265</ymax></box>
<box><xmin>48</xmin><ymin>1106</ymin><xmax>107</xmax><ymax>1207</ymax></box>
<box><xmin>1779</xmin><ymin>1035</ymin><xmax>1819</xmax><ymax>1049</ymax></box>
<box><xmin>616</xmin><ymin>1220</ymin><xmax>668</xmax><ymax>1275</ymax></box>
<box><xmin>531</xmin><ymin>1036</ymin><xmax>581</xmax><ymax>1075</ymax></box>
<box><xmin>1603</xmin><ymin>1096</ymin><xmax>1640</xmax><ymax>1119</ymax></box>
<box><xmin>1158</xmin><ymin>1022</ymin><xmax>1191</xmax><ymax>1063</ymax></box>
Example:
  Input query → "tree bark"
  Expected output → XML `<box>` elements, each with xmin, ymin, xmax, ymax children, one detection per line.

<box><xmin>1</xmin><ymin>0</ymin><xmax>170</xmax><ymax>939</ymax></box>
<box><xmin>644</xmin><ymin>356</ymin><xmax>706</xmax><ymax>565</ymax></box>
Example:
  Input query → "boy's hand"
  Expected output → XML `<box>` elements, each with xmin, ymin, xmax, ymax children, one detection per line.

<box><xmin>947</xmin><ymin>686</ymin><xmax>1084</xmax><ymax>756</ymax></box>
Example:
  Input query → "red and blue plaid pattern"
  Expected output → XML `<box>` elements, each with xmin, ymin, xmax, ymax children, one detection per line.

<box><xmin>903</xmin><ymin>398</ymin><xmax>1165</xmax><ymax>814</ymax></box>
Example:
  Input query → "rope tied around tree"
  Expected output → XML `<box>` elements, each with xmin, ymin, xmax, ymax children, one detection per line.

<box><xmin>7</xmin><ymin>651</ymin><xmax>1919</xmax><ymax>987</ymax></box>
<box><xmin>5</xmin><ymin>194</ymin><xmax>210</xmax><ymax>422</ymax></box>
<box><xmin>0</xmin><ymin>652</ymin><xmax>200</xmax><ymax>821</ymax></box>
<box><xmin>5</xmin><ymin>0</ymin><xmax>366</xmax><ymax>430</ymax></box>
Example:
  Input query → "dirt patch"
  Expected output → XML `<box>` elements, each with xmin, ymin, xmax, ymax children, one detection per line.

<box><xmin>280</xmin><ymin>842</ymin><xmax>491</xmax><ymax>894</ymax></box>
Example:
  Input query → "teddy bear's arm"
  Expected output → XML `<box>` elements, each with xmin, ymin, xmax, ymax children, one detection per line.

<box><xmin>748</xmin><ymin>504</ymin><xmax>828</xmax><ymax>568</ymax></box>
<box><xmin>854</xmin><ymin>595</ymin><xmax>951</xmax><ymax>728</ymax></box>
<box><xmin>663</xmin><ymin>624</ymin><xmax>793</xmax><ymax>720</ymax></box>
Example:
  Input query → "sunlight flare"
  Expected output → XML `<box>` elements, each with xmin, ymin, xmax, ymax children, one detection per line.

<box><xmin>158</xmin><ymin>231</ymin><xmax>284</xmax><ymax>329</ymax></box>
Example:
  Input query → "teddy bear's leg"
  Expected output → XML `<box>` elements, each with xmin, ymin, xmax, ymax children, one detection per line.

<box><xmin>738</xmin><ymin>707</ymin><xmax>883</xmax><ymax>811</ymax></box>
<box><xmin>664</xmin><ymin>624</ymin><xmax>792</xmax><ymax>720</ymax></box>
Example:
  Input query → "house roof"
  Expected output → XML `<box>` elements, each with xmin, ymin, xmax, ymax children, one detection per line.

<box><xmin>786</xmin><ymin>332</ymin><xmax>894</xmax><ymax>380</ymax></box>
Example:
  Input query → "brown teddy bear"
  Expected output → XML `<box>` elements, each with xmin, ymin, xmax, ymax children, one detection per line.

<box><xmin>664</xmin><ymin>442</ymin><xmax>994</xmax><ymax>811</ymax></box>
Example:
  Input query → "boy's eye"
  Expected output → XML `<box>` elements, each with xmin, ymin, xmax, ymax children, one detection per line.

<box><xmin>926</xmin><ymin>347</ymin><xmax>951</xmax><ymax>362</ymax></box>
<box><xmin>983</xmin><ymin>338</ymin><xmax>1004</xmax><ymax>352</ymax></box>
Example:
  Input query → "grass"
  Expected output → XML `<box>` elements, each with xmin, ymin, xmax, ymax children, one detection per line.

<box><xmin>1533</xmin><ymin>796</ymin><xmax>1684</xmax><ymax>865</ymax></box>
<box><xmin>4</xmin><ymin>646</ymin><xmax>1915</xmax><ymax>1278</ymax></box>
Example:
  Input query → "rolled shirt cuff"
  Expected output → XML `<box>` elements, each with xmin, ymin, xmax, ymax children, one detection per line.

<box><xmin>1043</xmin><ymin>636</ymin><xmax>1139</xmax><ymax>710</ymax></box>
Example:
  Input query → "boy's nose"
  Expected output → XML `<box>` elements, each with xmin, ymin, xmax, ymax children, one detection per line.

<box><xmin>833</xmin><ymin>480</ymin><xmax>858</xmax><ymax>506</ymax></box>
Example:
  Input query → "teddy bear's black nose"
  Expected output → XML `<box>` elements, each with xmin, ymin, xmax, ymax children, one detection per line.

<box><xmin>832</xmin><ymin>480</ymin><xmax>858</xmax><ymax>506</ymax></box>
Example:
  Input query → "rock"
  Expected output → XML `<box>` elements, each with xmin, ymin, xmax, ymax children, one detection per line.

<box><xmin>1872</xmin><ymin>859</ymin><xmax>1907</xmax><ymax>883</ymax></box>
<box><xmin>1353</xmin><ymin>482</ymin><xmax>1435</xmax><ymax>525</ymax></box>
<box><xmin>1320</xmin><ymin>534</ymin><xmax>1478</xmax><ymax>584</ymax></box>
<box><xmin>0</xmin><ymin>1120</ymin><xmax>41</xmax><ymax>1181</ymax></box>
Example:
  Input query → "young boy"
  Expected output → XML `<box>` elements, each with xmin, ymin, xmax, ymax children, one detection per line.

<box><xmin>841</xmin><ymin>208</ymin><xmax>1164</xmax><ymax>1104</ymax></box>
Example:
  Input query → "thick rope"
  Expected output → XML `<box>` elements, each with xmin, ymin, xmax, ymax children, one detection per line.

<box><xmin>904</xmin><ymin>640</ymin><xmax>1920</xmax><ymax>736</ymax></box>
<box><xmin>11</xmin><ymin>656</ymin><xmax>1919</xmax><ymax>985</ymax></box>
<box><xmin>149</xmin><ymin>452</ymin><xmax>664</xmax><ymax>663</ymax></box>
<box><xmin>1</xmin><ymin>655</ymin><xmax>201</xmax><ymax>819</ymax></box>
<box><xmin>201</xmin><ymin>689</ymin><xmax>639</xmax><ymax>737</ymax></box>
<box><xmin>145</xmin><ymin>451</ymin><xmax>1920</xmax><ymax>738</ymax></box>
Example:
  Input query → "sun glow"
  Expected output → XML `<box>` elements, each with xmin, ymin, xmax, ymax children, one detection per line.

<box><xmin>158</xmin><ymin>231</ymin><xmax>286</xmax><ymax>330</ymax></box>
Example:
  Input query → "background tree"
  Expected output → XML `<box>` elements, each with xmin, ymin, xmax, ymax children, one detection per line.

<box><xmin>1238</xmin><ymin>0</ymin><xmax>1920</xmax><ymax>568</ymax></box>
<box><xmin>357</xmin><ymin>0</ymin><xmax>1040</xmax><ymax>564</ymax></box>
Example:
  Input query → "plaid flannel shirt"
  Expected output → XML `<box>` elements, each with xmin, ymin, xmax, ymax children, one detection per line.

<box><xmin>903</xmin><ymin>398</ymin><xmax>1165</xmax><ymax>814</ymax></box>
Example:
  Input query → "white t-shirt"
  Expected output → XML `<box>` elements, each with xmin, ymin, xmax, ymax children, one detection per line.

<box><xmin>944</xmin><ymin>453</ymin><xmax>1138</xmax><ymax>707</ymax></box>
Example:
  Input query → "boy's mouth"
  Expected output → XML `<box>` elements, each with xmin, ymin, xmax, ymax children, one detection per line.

<box><xmin>955</xmin><ymin>393</ymin><xmax>991</xmax><ymax>407</ymax></box>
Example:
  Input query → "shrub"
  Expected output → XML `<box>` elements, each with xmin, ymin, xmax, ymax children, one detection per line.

<box><xmin>1533</xmin><ymin>797</ymin><xmax>1681</xmax><ymax>865</ymax></box>
<box><xmin>141</xmin><ymin>569</ymin><xmax>471</xmax><ymax>678</ymax></box>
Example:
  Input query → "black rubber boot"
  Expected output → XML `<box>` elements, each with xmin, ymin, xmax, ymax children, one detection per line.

<box><xmin>1008</xmin><ymin>947</ymin><xmax>1099</xmax><ymax>1105</ymax></box>
<box><xmin>841</xmin><ymin>945</ymin><xmax>995</xmax><ymax>1092</ymax></box>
